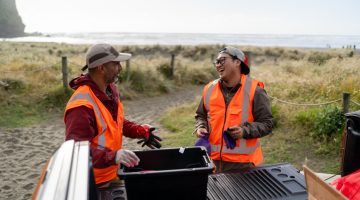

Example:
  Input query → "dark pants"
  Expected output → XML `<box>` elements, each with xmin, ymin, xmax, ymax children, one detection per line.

<box><xmin>213</xmin><ymin>160</ymin><xmax>254</xmax><ymax>173</ymax></box>
<box><xmin>96</xmin><ymin>177</ymin><xmax>124</xmax><ymax>189</ymax></box>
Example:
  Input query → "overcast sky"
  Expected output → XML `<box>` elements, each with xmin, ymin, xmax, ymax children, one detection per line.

<box><xmin>15</xmin><ymin>0</ymin><xmax>360</xmax><ymax>35</ymax></box>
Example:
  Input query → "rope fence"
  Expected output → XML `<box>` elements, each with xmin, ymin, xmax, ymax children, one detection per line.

<box><xmin>351</xmin><ymin>100</ymin><xmax>360</xmax><ymax>107</ymax></box>
<box><xmin>269</xmin><ymin>95</ymin><xmax>342</xmax><ymax>106</ymax></box>
<box><xmin>269</xmin><ymin>93</ymin><xmax>360</xmax><ymax>114</ymax></box>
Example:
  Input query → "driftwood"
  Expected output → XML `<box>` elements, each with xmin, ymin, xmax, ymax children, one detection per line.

<box><xmin>0</xmin><ymin>80</ymin><xmax>9</xmax><ymax>89</ymax></box>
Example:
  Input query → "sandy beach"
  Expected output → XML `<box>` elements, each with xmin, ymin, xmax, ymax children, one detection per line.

<box><xmin>0</xmin><ymin>85</ymin><xmax>202</xmax><ymax>200</ymax></box>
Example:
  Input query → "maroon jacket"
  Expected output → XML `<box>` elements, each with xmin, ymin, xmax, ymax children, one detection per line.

<box><xmin>65</xmin><ymin>74</ymin><xmax>147</xmax><ymax>168</ymax></box>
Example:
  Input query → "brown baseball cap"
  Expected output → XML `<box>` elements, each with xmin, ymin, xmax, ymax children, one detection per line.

<box><xmin>82</xmin><ymin>43</ymin><xmax>131</xmax><ymax>71</ymax></box>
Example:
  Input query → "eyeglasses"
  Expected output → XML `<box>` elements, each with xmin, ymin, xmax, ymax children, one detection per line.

<box><xmin>213</xmin><ymin>57</ymin><xmax>231</xmax><ymax>66</ymax></box>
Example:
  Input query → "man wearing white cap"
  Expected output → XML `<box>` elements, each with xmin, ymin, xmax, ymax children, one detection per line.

<box><xmin>64</xmin><ymin>43</ymin><xmax>161</xmax><ymax>186</ymax></box>
<box><xmin>195</xmin><ymin>46</ymin><xmax>274</xmax><ymax>172</ymax></box>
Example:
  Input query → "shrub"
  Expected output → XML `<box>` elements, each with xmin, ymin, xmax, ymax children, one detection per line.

<box><xmin>127</xmin><ymin>69</ymin><xmax>148</xmax><ymax>92</ymax></box>
<box><xmin>293</xmin><ymin>108</ymin><xmax>319</xmax><ymax>132</ymax></box>
<box><xmin>271</xmin><ymin>104</ymin><xmax>280</xmax><ymax>127</ymax></box>
<box><xmin>313</xmin><ymin>106</ymin><xmax>345</xmax><ymax>138</ymax></box>
<box><xmin>189</xmin><ymin>67</ymin><xmax>214</xmax><ymax>85</ymax></box>
<box><xmin>157</xmin><ymin>63</ymin><xmax>173</xmax><ymax>79</ymax></box>
<box><xmin>41</xmin><ymin>85</ymin><xmax>73</xmax><ymax>111</ymax></box>
<box><xmin>294</xmin><ymin>106</ymin><xmax>345</xmax><ymax>139</ymax></box>
<box><xmin>0</xmin><ymin>78</ymin><xmax>26</xmax><ymax>91</ymax></box>
<box><xmin>348</xmin><ymin>51</ymin><xmax>354</xmax><ymax>57</ymax></box>
<box><xmin>308</xmin><ymin>52</ymin><xmax>332</xmax><ymax>65</ymax></box>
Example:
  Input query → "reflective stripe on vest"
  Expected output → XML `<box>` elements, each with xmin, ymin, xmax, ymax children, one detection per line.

<box><xmin>211</xmin><ymin>139</ymin><xmax>260</xmax><ymax>154</ymax></box>
<box><xmin>205</xmin><ymin>76</ymin><xmax>259</xmax><ymax>155</ymax></box>
<box><xmin>241</xmin><ymin>75</ymin><xmax>253</xmax><ymax>124</ymax></box>
<box><xmin>204</xmin><ymin>79</ymin><xmax>219</xmax><ymax>133</ymax></box>
<box><xmin>68</xmin><ymin>92</ymin><xmax>106</xmax><ymax>149</ymax></box>
<box><xmin>204</xmin><ymin>79</ymin><xmax>219</xmax><ymax>112</ymax></box>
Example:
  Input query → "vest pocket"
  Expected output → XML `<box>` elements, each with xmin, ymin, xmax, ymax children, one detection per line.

<box><xmin>229</xmin><ymin>110</ymin><xmax>241</xmax><ymax>126</ymax></box>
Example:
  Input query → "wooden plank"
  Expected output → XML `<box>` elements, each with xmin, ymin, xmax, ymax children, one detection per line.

<box><xmin>304</xmin><ymin>166</ymin><xmax>348</xmax><ymax>200</ymax></box>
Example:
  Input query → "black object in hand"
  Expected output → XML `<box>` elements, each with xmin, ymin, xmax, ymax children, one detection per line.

<box><xmin>226</xmin><ymin>127</ymin><xmax>235</xmax><ymax>132</ymax></box>
<box><xmin>223</xmin><ymin>128</ymin><xmax>236</xmax><ymax>149</ymax></box>
<box><xmin>137</xmin><ymin>131</ymin><xmax>162</xmax><ymax>149</ymax></box>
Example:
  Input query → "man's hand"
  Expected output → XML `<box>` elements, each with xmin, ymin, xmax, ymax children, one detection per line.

<box><xmin>226</xmin><ymin>126</ymin><xmax>243</xmax><ymax>139</ymax></box>
<box><xmin>223</xmin><ymin>131</ymin><xmax>236</xmax><ymax>149</ymax></box>
<box><xmin>115</xmin><ymin>149</ymin><xmax>140</xmax><ymax>167</ymax></box>
<box><xmin>137</xmin><ymin>124</ymin><xmax>162</xmax><ymax>149</ymax></box>
<box><xmin>196</xmin><ymin>127</ymin><xmax>208</xmax><ymax>138</ymax></box>
<box><xmin>223</xmin><ymin>126</ymin><xmax>243</xmax><ymax>149</ymax></box>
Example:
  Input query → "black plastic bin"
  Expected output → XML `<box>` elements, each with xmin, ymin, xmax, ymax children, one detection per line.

<box><xmin>117</xmin><ymin>146</ymin><xmax>214</xmax><ymax>200</ymax></box>
<box><xmin>342</xmin><ymin>110</ymin><xmax>360</xmax><ymax>176</ymax></box>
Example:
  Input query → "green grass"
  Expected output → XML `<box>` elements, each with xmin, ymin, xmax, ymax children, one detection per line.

<box><xmin>0</xmin><ymin>84</ymin><xmax>72</xmax><ymax>127</ymax></box>
<box><xmin>159</xmin><ymin>102</ymin><xmax>198</xmax><ymax>147</ymax></box>
<box><xmin>0</xmin><ymin>101</ymin><xmax>44</xmax><ymax>127</ymax></box>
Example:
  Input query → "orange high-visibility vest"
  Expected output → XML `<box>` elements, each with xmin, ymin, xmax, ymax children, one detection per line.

<box><xmin>202</xmin><ymin>74</ymin><xmax>264</xmax><ymax>165</ymax></box>
<box><xmin>65</xmin><ymin>85</ymin><xmax>124</xmax><ymax>184</ymax></box>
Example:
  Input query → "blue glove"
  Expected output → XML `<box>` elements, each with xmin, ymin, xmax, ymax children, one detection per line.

<box><xmin>223</xmin><ymin>129</ymin><xmax>236</xmax><ymax>149</ymax></box>
<box><xmin>195</xmin><ymin>133</ymin><xmax>211</xmax><ymax>155</ymax></box>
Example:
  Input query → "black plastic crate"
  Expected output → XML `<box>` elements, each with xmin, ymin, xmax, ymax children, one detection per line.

<box><xmin>117</xmin><ymin>147</ymin><xmax>214</xmax><ymax>200</ymax></box>
<box><xmin>207</xmin><ymin>163</ymin><xmax>307</xmax><ymax>200</ymax></box>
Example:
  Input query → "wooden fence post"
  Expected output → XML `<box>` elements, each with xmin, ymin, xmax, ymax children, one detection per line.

<box><xmin>126</xmin><ymin>59</ymin><xmax>130</xmax><ymax>82</ymax></box>
<box><xmin>62</xmin><ymin>56</ymin><xmax>69</xmax><ymax>94</ymax></box>
<box><xmin>170</xmin><ymin>54</ymin><xmax>175</xmax><ymax>79</ymax></box>
<box><xmin>343</xmin><ymin>92</ymin><xmax>350</xmax><ymax>114</ymax></box>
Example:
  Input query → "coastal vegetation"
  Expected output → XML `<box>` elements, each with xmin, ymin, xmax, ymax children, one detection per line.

<box><xmin>1</xmin><ymin>41</ymin><xmax>359</xmax><ymax>173</ymax></box>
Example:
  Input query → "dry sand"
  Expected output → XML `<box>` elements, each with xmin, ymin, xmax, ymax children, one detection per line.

<box><xmin>0</xmin><ymin>85</ymin><xmax>202</xmax><ymax>200</ymax></box>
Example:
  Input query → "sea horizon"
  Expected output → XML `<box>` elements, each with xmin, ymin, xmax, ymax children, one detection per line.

<box><xmin>2</xmin><ymin>32</ymin><xmax>360</xmax><ymax>49</ymax></box>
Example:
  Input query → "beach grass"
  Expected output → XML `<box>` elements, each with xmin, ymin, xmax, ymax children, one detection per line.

<box><xmin>0</xmin><ymin>42</ymin><xmax>221</xmax><ymax>127</ymax></box>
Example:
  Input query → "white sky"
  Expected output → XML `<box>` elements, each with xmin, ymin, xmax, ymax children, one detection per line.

<box><xmin>15</xmin><ymin>0</ymin><xmax>360</xmax><ymax>35</ymax></box>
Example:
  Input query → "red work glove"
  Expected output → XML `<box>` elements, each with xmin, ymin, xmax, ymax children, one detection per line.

<box><xmin>137</xmin><ymin>124</ymin><xmax>162</xmax><ymax>149</ymax></box>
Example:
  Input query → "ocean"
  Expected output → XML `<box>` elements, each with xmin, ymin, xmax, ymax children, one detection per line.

<box><xmin>2</xmin><ymin>32</ymin><xmax>360</xmax><ymax>49</ymax></box>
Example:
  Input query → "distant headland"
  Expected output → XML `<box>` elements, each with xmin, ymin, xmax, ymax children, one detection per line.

<box><xmin>0</xmin><ymin>0</ymin><xmax>25</xmax><ymax>38</ymax></box>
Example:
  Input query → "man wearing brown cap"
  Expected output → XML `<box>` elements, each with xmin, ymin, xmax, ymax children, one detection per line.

<box><xmin>64</xmin><ymin>43</ymin><xmax>161</xmax><ymax>187</ymax></box>
<box><xmin>195</xmin><ymin>46</ymin><xmax>274</xmax><ymax>172</ymax></box>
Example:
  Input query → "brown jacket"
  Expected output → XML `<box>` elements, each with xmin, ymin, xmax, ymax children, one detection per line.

<box><xmin>195</xmin><ymin>80</ymin><xmax>274</xmax><ymax>139</ymax></box>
